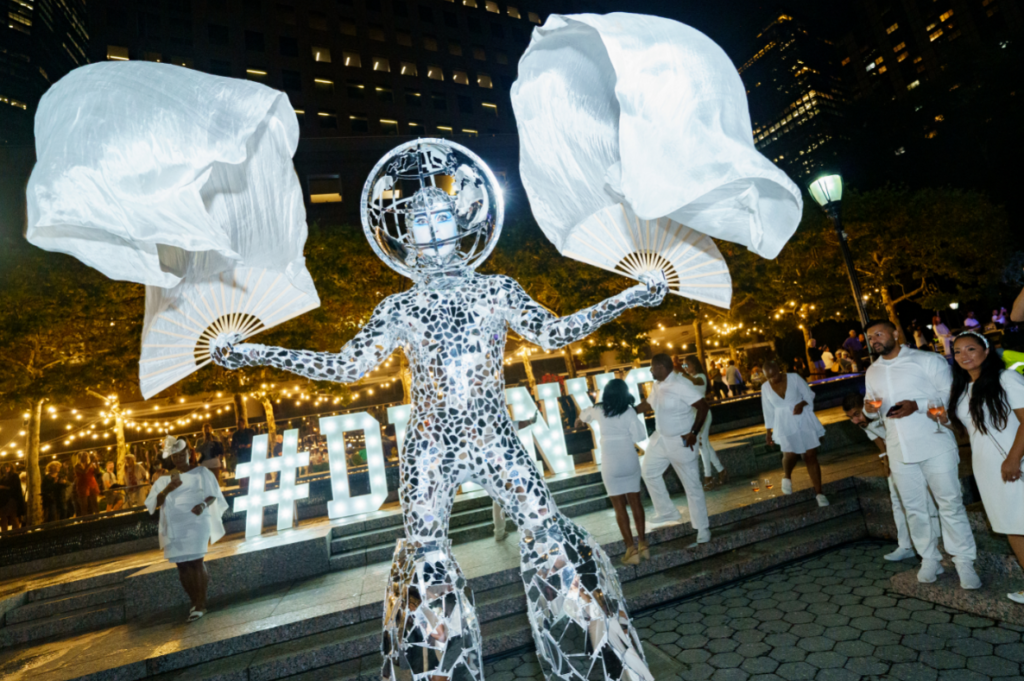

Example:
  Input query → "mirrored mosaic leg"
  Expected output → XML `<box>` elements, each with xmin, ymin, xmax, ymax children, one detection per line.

<box><xmin>382</xmin><ymin>539</ymin><xmax>484</xmax><ymax>681</ymax></box>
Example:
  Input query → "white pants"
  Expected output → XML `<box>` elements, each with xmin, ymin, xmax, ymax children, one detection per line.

<box><xmin>888</xmin><ymin>475</ymin><xmax>940</xmax><ymax>551</ymax></box>
<box><xmin>888</xmin><ymin>448</ymin><xmax>976</xmax><ymax>564</ymax></box>
<box><xmin>641</xmin><ymin>433</ymin><xmax>709</xmax><ymax>531</ymax></box>
<box><xmin>493</xmin><ymin>501</ymin><xmax>505</xmax><ymax>534</ymax></box>
<box><xmin>699</xmin><ymin>413</ymin><xmax>724</xmax><ymax>476</ymax></box>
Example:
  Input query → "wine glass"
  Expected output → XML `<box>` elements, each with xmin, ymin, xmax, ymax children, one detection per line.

<box><xmin>764</xmin><ymin>478</ymin><xmax>773</xmax><ymax>490</ymax></box>
<box><xmin>865</xmin><ymin>390</ymin><xmax>883</xmax><ymax>414</ymax></box>
<box><xmin>927</xmin><ymin>398</ymin><xmax>946</xmax><ymax>433</ymax></box>
<box><xmin>750</xmin><ymin>480</ymin><xmax>760</xmax><ymax>493</ymax></box>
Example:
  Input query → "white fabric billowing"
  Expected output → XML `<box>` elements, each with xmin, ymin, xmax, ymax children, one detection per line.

<box><xmin>145</xmin><ymin>467</ymin><xmax>228</xmax><ymax>563</ymax></box>
<box><xmin>580</xmin><ymin>405</ymin><xmax>646</xmax><ymax>495</ymax></box>
<box><xmin>761</xmin><ymin>374</ymin><xmax>825</xmax><ymax>455</ymax></box>
<box><xmin>956</xmin><ymin>370</ymin><xmax>1024</xmax><ymax>534</ymax></box>
<box><xmin>512</xmin><ymin>12</ymin><xmax>803</xmax><ymax>280</ymax></box>
<box><xmin>25</xmin><ymin>62</ymin><xmax>320</xmax><ymax>398</ymax></box>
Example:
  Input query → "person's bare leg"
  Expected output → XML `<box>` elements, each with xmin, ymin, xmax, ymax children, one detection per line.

<box><xmin>782</xmin><ymin>452</ymin><xmax>799</xmax><ymax>482</ymax></box>
<box><xmin>609</xmin><ymin>495</ymin><xmax>634</xmax><ymax>548</ymax></box>
<box><xmin>197</xmin><ymin>560</ymin><xmax>210</xmax><ymax>611</ymax></box>
<box><xmin>626</xmin><ymin>492</ymin><xmax>646</xmax><ymax>544</ymax></box>
<box><xmin>803</xmin><ymin>449</ymin><xmax>824</xmax><ymax>495</ymax></box>
<box><xmin>1008</xmin><ymin>535</ymin><xmax>1024</xmax><ymax>573</ymax></box>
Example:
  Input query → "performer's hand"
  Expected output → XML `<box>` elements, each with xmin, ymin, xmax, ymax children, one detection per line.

<box><xmin>210</xmin><ymin>333</ymin><xmax>265</xmax><ymax>370</ymax></box>
<box><xmin>1001</xmin><ymin>455</ymin><xmax>1023</xmax><ymax>483</ymax></box>
<box><xmin>634</xmin><ymin>270</ymin><xmax>669</xmax><ymax>308</ymax></box>
<box><xmin>682</xmin><ymin>432</ymin><xmax>697</xmax><ymax>449</ymax></box>
<box><xmin>888</xmin><ymin>400</ymin><xmax>918</xmax><ymax>419</ymax></box>
<box><xmin>765</xmin><ymin>432</ymin><xmax>774</xmax><ymax>448</ymax></box>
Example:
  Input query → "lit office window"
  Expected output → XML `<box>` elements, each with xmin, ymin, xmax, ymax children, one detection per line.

<box><xmin>453</xmin><ymin>70</ymin><xmax>470</xmax><ymax>85</ymax></box>
<box><xmin>485</xmin><ymin>1</ymin><xmax>499</xmax><ymax>12</ymax></box>
<box><xmin>347</xmin><ymin>80</ymin><xmax>365</xmax><ymax>98</ymax></box>
<box><xmin>308</xmin><ymin>176</ymin><xmax>342</xmax><ymax>203</ymax></box>
<box><xmin>406</xmin><ymin>90</ymin><xmax>422</xmax><ymax>106</ymax></box>
<box><xmin>373</xmin><ymin>58</ymin><xmax>391</xmax><ymax>72</ymax></box>
<box><xmin>344</xmin><ymin>52</ymin><xmax>362</xmax><ymax>67</ymax></box>
<box><xmin>929</xmin><ymin>28</ymin><xmax>943</xmax><ymax>41</ymax></box>
<box><xmin>246</xmin><ymin>68</ymin><xmax>268</xmax><ymax>80</ymax></box>
<box><xmin>897</xmin><ymin>51</ymin><xmax>909</xmax><ymax>62</ymax></box>
<box><xmin>885</xmin><ymin>23</ymin><xmax>898</xmax><ymax>34</ymax></box>
<box><xmin>318</xmin><ymin>110</ymin><xmax>338</xmax><ymax>128</ymax></box>
<box><xmin>939</xmin><ymin>9</ymin><xmax>954</xmax><ymax>21</ymax></box>
<box><xmin>144</xmin><ymin>51</ymin><xmax>162</xmax><ymax>62</ymax></box>
<box><xmin>409</xmin><ymin>121</ymin><xmax>424</xmax><ymax>132</ymax></box>
<box><xmin>893</xmin><ymin>42</ymin><xmax>905</xmax><ymax>52</ymax></box>
<box><xmin>907</xmin><ymin>80</ymin><xmax>920</xmax><ymax>90</ymax></box>
<box><xmin>400</xmin><ymin>61</ymin><xmax>418</xmax><ymax>76</ymax></box>
<box><xmin>473</xmin><ymin>46</ymin><xmax>486</xmax><ymax>60</ymax></box>
<box><xmin>428</xmin><ymin>65</ymin><xmax>444</xmax><ymax>80</ymax></box>
<box><xmin>508</xmin><ymin>6</ymin><xmax>521</xmax><ymax>18</ymax></box>
<box><xmin>107</xmin><ymin>45</ymin><xmax>130</xmax><ymax>61</ymax></box>
<box><xmin>312</xmin><ymin>47</ymin><xmax>332</xmax><ymax>62</ymax></box>
<box><xmin>482</xmin><ymin>102</ymin><xmax>498</xmax><ymax>116</ymax></box>
<box><xmin>350</xmin><ymin>115</ymin><xmax>369</xmax><ymax>132</ymax></box>
<box><xmin>463</xmin><ymin>0</ymin><xmax>478</xmax><ymax>6</ymax></box>
<box><xmin>462</xmin><ymin>128</ymin><xmax>479</xmax><ymax>136</ymax></box>
<box><xmin>314</xmin><ymin>78</ymin><xmax>335</xmax><ymax>93</ymax></box>
<box><xmin>376</xmin><ymin>86</ymin><xmax>394</xmax><ymax>102</ymax></box>
<box><xmin>528</xmin><ymin>12</ymin><xmax>541</xmax><ymax>24</ymax></box>
<box><xmin>449</xmin><ymin>41</ymin><xmax>463</xmax><ymax>56</ymax></box>
<box><xmin>437</xmin><ymin>125</ymin><xmax>454</xmax><ymax>134</ymax></box>
<box><xmin>477</xmin><ymin>73</ymin><xmax>493</xmax><ymax>88</ymax></box>
<box><xmin>381</xmin><ymin>119</ymin><xmax>399</xmax><ymax>135</ymax></box>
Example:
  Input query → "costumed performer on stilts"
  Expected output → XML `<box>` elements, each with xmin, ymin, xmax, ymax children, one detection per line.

<box><xmin>144</xmin><ymin>436</ymin><xmax>228</xmax><ymax>623</ymax></box>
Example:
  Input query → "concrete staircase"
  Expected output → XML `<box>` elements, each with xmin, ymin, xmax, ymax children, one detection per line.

<box><xmin>0</xmin><ymin>569</ymin><xmax>130</xmax><ymax>649</ymax></box>
<box><xmin>136</xmin><ymin>480</ymin><xmax>867</xmax><ymax>681</ymax></box>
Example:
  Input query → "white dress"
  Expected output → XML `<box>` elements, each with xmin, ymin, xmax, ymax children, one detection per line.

<box><xmin>955</xmin><ymin>370</ymin><xmax>1024</xmax><ymax>534</ymax></box>
<box><xmin>761</xmin><ymin>373</ymin><xmax>825</xmax><ymax>455</ymax></box>
<box><xmin>145</xmin><ymin>466</ymin><xmax>228</xmax><ymax>563</ymax></box>
<box><xmin>580</xmin><ymin>405</ymin><xmax>647</xmax><ymax>495</ymax></box>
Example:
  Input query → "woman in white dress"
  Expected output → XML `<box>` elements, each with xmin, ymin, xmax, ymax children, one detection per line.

<box><xmin>680</xmin><ymin>355</ymin><xmax>729</xmax><ymax>490</ymax></box>
<box><xmin>576</xmin><ymin>379</ymin><xmax>649</xmax><ymax>565</ymax></box>
<box><xmin>943</xmin><ymin>331</ymin><xmax>1024</xmax><ymax>603</ymax></box>
<box><xmin>145</xmin><ymin>436</ymin><xmax>228</xmax><ymax>622</ymax></box>
<box><xmin>761</xmin><ymin>360</ymin><xmax>829</xmax><ymax>506</ymax></box>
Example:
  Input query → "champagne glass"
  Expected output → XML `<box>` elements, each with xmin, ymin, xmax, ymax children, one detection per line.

<box><xmin>750</xmin><ymin>480</ymin><xmax>760</xmax><ymax>493</ymax></box>
<box><xmin>865</xmin><ymin>390</ymin><xmax>883</xmax><ymax>414</ymax></box>
<box><xmin>764</xmin><ymin>478</ymin><xmax>773</xmax><ymax>490</ymax></box>
<box><xmin>927</xmin><ymin>398</ymin><xmax>946</xmax><ymax>433</ymax></box>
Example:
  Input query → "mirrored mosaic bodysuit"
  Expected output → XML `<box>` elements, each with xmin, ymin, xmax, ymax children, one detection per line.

<box><xmin>215</xmin><ymin>270</ymin><xmax>663</xmax><ymax>681</ymax></box>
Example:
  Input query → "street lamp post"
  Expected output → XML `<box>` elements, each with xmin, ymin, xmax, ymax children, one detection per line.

<box><xmin>809</xmin><ymin>173</ymin><xmax>872</xmax><ymax>338</ymax></box>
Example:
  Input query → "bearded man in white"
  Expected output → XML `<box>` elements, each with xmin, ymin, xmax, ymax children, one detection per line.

<box><xmin>863</xmin><ymin>320</ymin><xmax>980</xmax><ymax>588</ymax></box>
<box><xmin>636</xmin><ymin>353</ymin><xmax>711</xmax><ymax>543</ymax></box>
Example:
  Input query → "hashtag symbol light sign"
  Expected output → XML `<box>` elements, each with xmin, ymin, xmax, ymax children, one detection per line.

<box><xmin>233</xmin><ymin>428</ymin><xmax>310</xmax><ymax>539</ymax></box>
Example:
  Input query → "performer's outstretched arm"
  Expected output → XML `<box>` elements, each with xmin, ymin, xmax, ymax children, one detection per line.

<box><xmin>502</xmin><ymin>271</ymin><xmax>667</xmax><ymax>351</ymax></box>
<box><xmin>210</xmin><ymin>297</ymin><xmax>401</xmax><ymax>383</ymax></box>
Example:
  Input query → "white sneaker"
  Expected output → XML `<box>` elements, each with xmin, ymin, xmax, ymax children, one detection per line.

<box><xmin>917</xmin><ymin>560</ymin><xmax>944</xmax><ymax>583</ymax></box>
<box><xmin>884</xmin><ymin>546</ymin><xmax>917</xmax><ymax>562</ymax></box>
<box><xmin>494</xmin><ymin>525</ymin><xmax>507</xmax><ymax>542</ymax></box>
<box><xmin>687</xmin><ymin>528</ymin><xmax>711</xmax><ymax>547</ymax></box>
<box><xmin>781</xmin><ymin>478</ymin><xmax>793</xmax><ymax>495</ymax></box>
<box><xmin>815</xmin><ymin>494</ymin><xmax>829</xmax><ymax>507</ymax></box>
<box><xmin>1007</xmin><ymin>591</ymin><xmax>1024</xmax><ymax>604</ymax></box>
<box><xmin>648</xmin><ymin>514</ymin><xmax>683</xmax><ymax>527</ymax></box>
<box><xmin>957</xmin><ymin>563</ymin><xmax>982</xmax><ymax>590</ymax></box>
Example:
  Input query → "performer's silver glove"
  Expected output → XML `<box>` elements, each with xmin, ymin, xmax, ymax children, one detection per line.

<box><xmin>210</xmin><ymin>333</ymin><xmax>267</xmax><ymax>370</ymax></box>
<box><xmin>631</xmin><ymin>270</ymin><xmax>669</xmax><ymax>308</ymax></box>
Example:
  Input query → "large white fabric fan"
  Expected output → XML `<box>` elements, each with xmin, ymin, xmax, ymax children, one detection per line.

<box><xmin>511</xmin><ymin>13</ymin><xmax>804</xmax><ymax>305</ymax></box>
<box><xmin>564</xmin><ymin>203</ymin><xmax>732</xmax><ymax>307</ymax></box>
<box><xmin>25</xmin><ymin>62</ymin><xmax>319</xmax><ymax>398</ymax></box>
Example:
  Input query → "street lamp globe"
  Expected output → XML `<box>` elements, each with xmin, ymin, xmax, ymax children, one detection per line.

<box><xmin>809</xmin><ymin>173</ymin><xmax>843</xmax><ymax>208</ymax></box>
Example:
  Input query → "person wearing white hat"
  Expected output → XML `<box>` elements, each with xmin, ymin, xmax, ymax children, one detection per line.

<box><xmin>145</xmin><ymin>436</ymin><xmax>228</xmax><ymax>622</ymax></box>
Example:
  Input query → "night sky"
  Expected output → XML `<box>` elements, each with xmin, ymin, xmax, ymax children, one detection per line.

<box><xmin>584</xmin><ymin>1</ymin><xmax>855</xmax><ymax>64</ymax></box>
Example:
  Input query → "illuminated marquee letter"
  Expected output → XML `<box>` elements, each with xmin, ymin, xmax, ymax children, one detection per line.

<box><xmin>233</xmin><ymin>429</ymin><xmax>310</xmax><ymax>539</ymax></box>
<box><xmin>505</xmin><ymin>385</ymin><xmax>574</xmax><ymax>476</ymax></box>
<box><xmin>322</xmin><ymin>412</ymin><xmax>388</xmax><ymax>519</ymax></box>
<box><xmin>565</xmin><ymin>377</ymin><xmax>601</xmax><ymax>464</ymax></box>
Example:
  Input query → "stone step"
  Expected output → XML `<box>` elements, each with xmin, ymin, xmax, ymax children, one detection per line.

<box><xmin>0</xmin><ymin>601</ymin><xmax>124</xmax><ymax>649</ymax></box>
<box><xmin>5</xmin><ymin>583</ymin><xmax>124</xmax><ymax>625</ymax></box>
<box><xmin>890</xmin><ymin>566</ymin><xmax>1024</xmax><ymax>627</ymax></box>
<box><xmin>25</xmin><ymin>566</ymin><xmax>135</xmax><ymax>603</ymax></box>
<box><xmin>134</xmin><ymin>484</ymin><xmax>865</xmax><ymax>681</ymax></box>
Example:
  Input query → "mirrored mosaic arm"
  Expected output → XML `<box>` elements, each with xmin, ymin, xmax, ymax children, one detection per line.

<box><xmin>503</xmin><ymin>270</ymin><xmax>668</xmax><ymax>351</ymax></box>
<box><xmin>210</xmin><ymin>298</ymin><xmax>401</xmax><ymax>383</ymax></box>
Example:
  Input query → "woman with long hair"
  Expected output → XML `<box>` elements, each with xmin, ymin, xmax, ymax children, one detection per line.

<box><xmin>679</xmin><ymin>355</ymin><xmax>729</xmax><ymax>490</ymax></box>
<box><xmin>942</xmin><ymin>331</ymin><xmax>1024</xmax><ymax>603</ymax></box>
<box><xmin>576</xmin><ymin>378</ymin><xmax>649</xmax><ymax>564</ymax></box>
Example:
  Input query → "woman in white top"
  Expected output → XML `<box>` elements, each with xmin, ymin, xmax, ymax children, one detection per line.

<box><xmin>943</xmin><ymin>331</ymin><xmax>1024</xmax><ymax>604</ymax></box>
<box><xmin>821</xmin><ymin>346</ymin><xmax>835</xmax><ymax>372</ymax></box>
<box><xmin>145</xmin><ymin>436</ymin><xmax>228</xmax><ymax>622</ymax></box>
<box><xmin>680</xmin><ymin>355</ymin><xmax>729</xmax><ymax>490</ymax></box>
<box><xmin>576</xmin><ymin>379</ymin><xmax>649</xmax><ymax>565</ymax></box>
<box><xmin>761</xmin><ymin>360</ymin><xmax>829</xmax><ymax>506</ymax></box>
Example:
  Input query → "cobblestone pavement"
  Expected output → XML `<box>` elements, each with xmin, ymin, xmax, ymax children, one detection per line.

<box><xmin>482</xmin><ymin>541</ymin><xmax>1024</xmax><ymax>681</ymax></box>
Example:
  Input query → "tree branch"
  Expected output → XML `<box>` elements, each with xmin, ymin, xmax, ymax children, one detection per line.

<box><xmin>890</xmin><ymin>278</ymin><xmax>928</xmax><ymax>305</ymax></box>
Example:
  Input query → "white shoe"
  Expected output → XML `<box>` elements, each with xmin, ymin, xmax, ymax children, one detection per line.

<box><xmin>917</xmin><ymin>560</ymin><xmax>944</xmax><ymax>583</ymax></box>
<box><xmin>884</xmin><ymin>546</ymin><xmax>916</xmax><ymax>562</ymax></box>
<box><xmin>781</xmin><ymin>478</ymin><xmax>793</xmax><ymax>495</ymax></box>
<box><xmin>648</xmin><ymin>514</ymin><xmax>683</xmax><ymax>526</ymax></box>
<box><xmin>494</xmin><ymin>525</ymin><xmax>507</xmax><ymax>542</ymax></box>
<box><xmin>687</xmin><ymin>528</ymin><xmax>711</xmax><ymax>547</ymax></box>
<box><xmin>957</xmin><ymin>563</ymin><xmax>982</xmax><ymax>590</ymax></box>
<box><xmin>815</xmin><ymin>494</ymin><xmax>829</xmax><ymax>507</ymax></box>
<box><xmin>1008</xmin><ymin>591</ymin><xmax>1024</xmax><ymax>604</ymax></box>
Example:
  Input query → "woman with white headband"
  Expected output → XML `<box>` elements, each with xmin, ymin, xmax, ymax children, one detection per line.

<box><xmin>940</xmin><ymin>330</ymin><xmax>1024</xmax><ymax>604</ymax></box>
<box><xmin>145</xmin><ymin>436</ymin><xmax>228</xmax><ymax>622</ymax></box>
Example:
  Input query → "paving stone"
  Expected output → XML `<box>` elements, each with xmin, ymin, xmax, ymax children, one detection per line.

<box><xmin>888</xmin><ymin>661</ymin><xmax>939</xmax><ymax>680</ymax></box>
<box><xmin>676</xmin><ymin>649</ymin><xmax>712</xmax><ymax>665</ymax></box>
<box><xmin>949</xmin><ymin>637</ymin><xmax>993</xmax><ymax>657</ymax></box>
<box><xmin>710</xmin><ymin>669</ymin><xmax>750</xmax><ymax>681</ymax></box>
<box><xmin>843</xmin><ymin>656</ymin><xmax>888</xmax><ymax>676</ymax></box>
<box><xmin>910</xmin><ymin>609</ymin><xmax>951</xmax><ymax>625</ymax></box>
<box><xmin>861</xmin><ymin>595</ymin><xmax>897</xmax><ymax>608</ymax></box>
<box><xmin>705</xmin><ymin>615</ymin><xmax>733</xmax><ymax>627</ymax></box>
<box><xmin>796</xmin><ymin>636</ymin><xmax>834</xmax><ymax>653</ymax></box>
<box><xmin>732</xmin><ymin>618</ymin><xmax>761</xmax><ymax>632</ymax></box>
<box><xmin>926</xmin><ymin>622</ymin><xmax>971</xmax><ymax>640</ymax></box>
<box><xmin>897</xmin><ymin>598</ymin><xmax>934</xmax><ymax>611</ymax></box>
<box><xmin>758</xmin><ymin>620</ymin><xmax>792</xmax><ymax>634</ymax></box>
<box><xmin>768</xmin><ymin>646</ymin><xmax>807</xmax><ymax>663</ymax></box>
<box><xmin>774</xmin><ymin>660</ymin><xmax>817</xmax><ymax>680</ymax></box>
<box><xmin>734</xmin><ymin>629</ymin><xmax>766</xmax><ymax>644</ymax></box>
<box><xmin>902</xmin><ymin>633</ymin><xmax>945</xmax><ymax>652</ymax></box>
<box><xmin>874</xmin><ymin>644</ymin><xmax>919</xmax><ymax>663</ymax></box>
<box><xmin>513</xmin><ymin>661</ymin><xmax>543</xmax><ymax>677</ymax></box>
<box><xmin>680</xmin><ymin>662</ymin><xmax>716</xmax><ymax>681</ymax></box>
<box><xmin>654</xmin><ymin>619</ymin><xmax>682</xmax><ymax>632</ymax></box>
<box><xmin>935</xmin><ymin>670</ymin><xmax>989</xmax><ymax>681</ymax></box>
<box><xmin>994</xmin><ymin>641</ymin><xmax>1024</xmax><ymax>662</ymax></box>
<box><xmin>707</xmin><ymin>638</ymin><xmax>740</xmax><ymax>654</ymax></box>
<box><xmin>799</xmin><ymin>593</ymin><xmax>830</xmax><ymax>605</ymax></box>
<box><xmin>651</xmin><ymin>631</ymin><xmax>680</xmax><ymax>645</ymax></box>
<box><xmin>677</xmin><ymin>634</ymin><xmax>710</xmax><ymax>649</ymax></box>
<box><xmin>852</xmin><ymin>586</ymin><xmax>884</xmax><ymax>597</ymax></box>
<box><xmin>859</xmin><ymin>629</ymin><xmax>901</xmax><ymax>646</ymax></box>
<box><xmin>740</xmin><ymin>656</ymin><xmax>779</xmax><ymax>675</ymax></box>
<box><xmin>965</xmin><ymin>654</ymin><xmax>1022</xmax><ymax>677</ymax></box>
<box><xmin>822</xmin><ymin>625</ymin><xmax>860</xmax><ymax>642</ymax></box>
<box><xmin>832</xmin><ymin>640</ymin><xmax>874</xmax><ymax>658</ymax></box>
<box><xmin>764</xmin><ymin>633</ymin><xmax>800</xmax><ymax>648</ymax></box>
<box><xmin>782</xmin><ymin>611</ymin><xmax>815</xmax><ymax>625</ymax></box>
<box><xmin>974</xmin><ymin>626</ymin><xmax>1022</xmax><ymax>644</ymax></box>
<box><xmin>804</xmin><ymin>651</ymin><xmax>847</xmax><ymax>669</ymax></box>
<box><xmin>830</xmin><ymin>594</ymin><xmax>861</xmax><ymax>606</ymax></box>
<box><xmin>812</xmin><ymin>611</ymin><xmax>846</xmax><ymax>625</ymax></box>
<box><xmin>660</xmin><ymin>643</ymin><xmax>683</xmax><ymax>658</ymax></box>
<box><xmin>887</xmin><ymin>619</ymin><xmax>929</xmax><ymax>635</ymax></box>
<box><xmin>875</xmin><ymin>606</ymin><xmax>912</xmax><ymax>621</ymax></box>
<box><xmin>728</xmin><ymin>607</ymin><xmax>756</xmax><ymax>619</ymax></box>
<box><xmin>707</xmin><ymin>652</ymin><xmax>745</xmax><ymax>669</ymax></box>
<box><xmin>812</xmin><ymin>669</ymin><xmax>861</xmax><ymax>681</ymax></box>
<box><xmin>918</xmin><ymin>650</ymin><xmax>965</xmax><ymax>671</ymax></box>
<box><xmin>788</xmin><ymin>623</ymin><xmax>825</xmax><ymax>638</ymax></box>
<box><xmin>735</xmin><ymin>643</ymin><xmax>771</xmax><ymax>659</ymax></box>
<box><xmin>951</xmin><ymin>614</ymin><xmax>994</xmax><ymax>628</ymax></box>
<box><xmin>677</xmin><ymin>622</ymin><xmax>709</xmax><ymax>636</ymax></box>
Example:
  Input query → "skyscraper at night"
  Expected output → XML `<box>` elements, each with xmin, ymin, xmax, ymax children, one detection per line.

<box><xmin>738</xmin><ymin>13</ymin><xmax>848</xmax><ymax>180</ymax></box>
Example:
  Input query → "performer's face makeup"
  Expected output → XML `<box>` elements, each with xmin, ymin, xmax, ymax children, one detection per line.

<box><xmin>411</xmin><ymin>207</ymin><xmax>457</xmax><ymax>257</ymax></box>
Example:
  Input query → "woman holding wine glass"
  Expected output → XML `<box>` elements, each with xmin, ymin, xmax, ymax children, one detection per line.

<box><xmin>940</xmin><ymin>331</ymin><xmax>1024</xmax><ymax>603</ymax></box>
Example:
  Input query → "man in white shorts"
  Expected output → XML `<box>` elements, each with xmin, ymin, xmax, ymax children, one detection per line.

<box><xmin>636</xmin><ymin>353</ymin><xmax>711</xmax><ymax>543</ymax></box>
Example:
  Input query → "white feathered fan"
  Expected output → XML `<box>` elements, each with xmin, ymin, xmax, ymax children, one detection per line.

<box><xmin>511</xmin><ymin>13</ymin><xmax>805</xmax><ymax>306</ymax></box>
<box><xmin>25</xmin><ymin>62</ymin><xmax>319</xmax><ymax>398</ymax></box>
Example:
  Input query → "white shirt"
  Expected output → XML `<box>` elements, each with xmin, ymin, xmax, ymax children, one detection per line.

<box><xmin>863</xmin><ymin>418</ymin><xmax>885</xmax><ymax>443</ymax></box>
<box><xmin>579</xmin><ymin>405</ymin><xmax>648</xmax><ymax>451</ymax></box>
<box><xmin>821</xmin><ymin>351</ymin><xmax>834</xmax><ymax>368</ymax></box>
<box><xmin>864</xmin><ymin>346</ymin><xmax>957</xmax><ymax>464</ymax></box>
<box><xmin>649</xmin><ymin>371</ymin><xmax>704</xmax><ymax>437</ymax></box>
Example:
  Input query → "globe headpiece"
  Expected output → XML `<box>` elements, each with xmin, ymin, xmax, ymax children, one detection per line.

<box><xmin>361</xmin><ymin>139</ymin><xmax>504</xmax><ymax>281</ymax></box>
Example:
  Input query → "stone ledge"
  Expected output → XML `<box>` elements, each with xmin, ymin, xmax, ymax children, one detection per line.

<box><xmin>890</xmin><ymin>567</ymin><xmax>1024</xmax><ymax>627</ymax></box>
